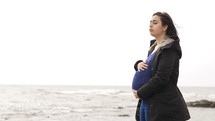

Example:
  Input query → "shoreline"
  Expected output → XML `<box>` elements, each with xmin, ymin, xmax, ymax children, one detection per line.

<box><xmin>0</xmin><ymin>85</ymin><xmax>215</xmax><ymax>121</ymax></box>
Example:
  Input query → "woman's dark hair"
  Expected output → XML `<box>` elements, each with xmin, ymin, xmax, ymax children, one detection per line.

<box><xmin>153</xmin><ymin>12</ymin><xmax>179</xmax><ymax>40</ymax></box>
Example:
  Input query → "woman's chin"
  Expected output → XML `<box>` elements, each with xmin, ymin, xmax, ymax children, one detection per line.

<box><xmin>150</xmin><ymin>33</ymin><xmax>155</xmax><ymax>37</ymax></box>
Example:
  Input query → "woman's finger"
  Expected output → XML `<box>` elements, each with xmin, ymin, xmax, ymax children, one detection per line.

<box><xmin>132</xmin><ymin>89</ymin><xmax>139</xmax><ymax>99</ymax></box>
<box><xmin>139</xmin><ymin>63</ymin><xmax>148</xmax><ymax>70</ymax></box>
<box><xmin>142</xmin><ymin>64</ymin><xmax>148</xmax><ymax>69</ymax></box>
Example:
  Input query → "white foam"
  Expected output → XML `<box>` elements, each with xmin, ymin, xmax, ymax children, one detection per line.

<box><xmin>53</xmin><ymin>89</ymin><xmax>122</xmax><ymax>95</ymax></box>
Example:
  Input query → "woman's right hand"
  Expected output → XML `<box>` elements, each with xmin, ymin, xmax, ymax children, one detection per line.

<box><xmin>137</xmin><ymin>61</ymin><xmax>148</xmax><ymax>71</ymax></box>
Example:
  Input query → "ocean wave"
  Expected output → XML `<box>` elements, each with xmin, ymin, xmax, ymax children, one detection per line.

<box><xmin>50</xmin><ymin>89</ymin><xmax>127</xmax><ymax>96</ymax></box>
<box><xmin>183</xmin><ymin>93</ymin><xmax>215</xmax><ymax>101</ymax></box>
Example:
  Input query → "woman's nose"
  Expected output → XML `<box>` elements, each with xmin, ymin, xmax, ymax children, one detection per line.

<box><xmin>149</xmin><ymin>24</ymin><xmax>152</xmax><ymax>28</ymax></box>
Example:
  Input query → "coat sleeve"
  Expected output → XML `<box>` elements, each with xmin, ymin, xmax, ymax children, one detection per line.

<box><xmin>137</xmin><ymin>49</ymin><xmax>179</xmax><ymax>99</ymax></box>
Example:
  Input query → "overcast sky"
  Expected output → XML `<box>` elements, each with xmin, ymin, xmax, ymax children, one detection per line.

<box><xmin>0</xmin><ymin>0</ymin><xmax>215</xmax><ymax>87</ymax></box>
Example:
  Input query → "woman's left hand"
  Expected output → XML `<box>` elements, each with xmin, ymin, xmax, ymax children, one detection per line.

<box><xmin>132</xmin><ymin>89</ymin><xmax>140</xmax><ymax>99</ymax></box>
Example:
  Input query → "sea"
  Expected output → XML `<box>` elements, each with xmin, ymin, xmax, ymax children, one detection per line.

<box><xmin>0</xmin><ymin>85</ymin><xmax>214</xmax><ymax>121</ymax></box>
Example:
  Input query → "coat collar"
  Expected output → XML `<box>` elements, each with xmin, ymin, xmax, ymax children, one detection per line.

<box><xmin>149</xmin><ymin>37</ymin><xmax>182</xmax><ymax>59</ymax></box>
<box><xmin>150</xmin><ymin>37</ymin><xmax>175</xmax><ymax>50</ymax></box>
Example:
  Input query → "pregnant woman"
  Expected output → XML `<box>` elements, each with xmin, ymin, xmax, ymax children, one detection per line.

<box><xmin>132</xmin><ymin>12</ymin><xmax>190</xmax><ymax>121</ymax></box>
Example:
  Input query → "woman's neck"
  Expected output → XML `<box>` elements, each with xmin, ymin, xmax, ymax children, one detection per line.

<box><xmin>155</xmin><ymin>34</ymin><xmax>166</xmax><ymax>45</ymax></box>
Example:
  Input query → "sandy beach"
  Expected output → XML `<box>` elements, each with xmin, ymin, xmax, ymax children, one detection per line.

<box><xmin>0</xmin><ymin>85</ymin><xmax>214</xmax><ymax>121</ymax></box>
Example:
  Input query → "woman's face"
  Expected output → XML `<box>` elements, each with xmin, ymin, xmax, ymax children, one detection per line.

<box><xmin>149</xmin><ymin>15</ymin><xmax>167</xmax><ymax>38</ymax></box>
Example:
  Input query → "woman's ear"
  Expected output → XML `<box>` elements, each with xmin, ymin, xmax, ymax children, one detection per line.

<box><xmin>163</xmin><ymin>25</ymin><xmax>168</xmax><ymax>31</ymax></box>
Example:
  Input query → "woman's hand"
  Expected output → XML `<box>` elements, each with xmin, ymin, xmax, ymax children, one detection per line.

<box><xmin>137</xmin><ymin>61</ymin><xmax>148</xmax><ymax>71</ymax></box>
<box><xmin>132</xmin><ymin>89</ymin><xmax>140</xmax><ymax>99</ymax></box>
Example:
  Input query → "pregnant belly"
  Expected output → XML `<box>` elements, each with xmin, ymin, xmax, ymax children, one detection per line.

<box><xmin>132</xmin><ymin>70</ymin><xmax>151</xmax><ymax>90</ymax></box>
